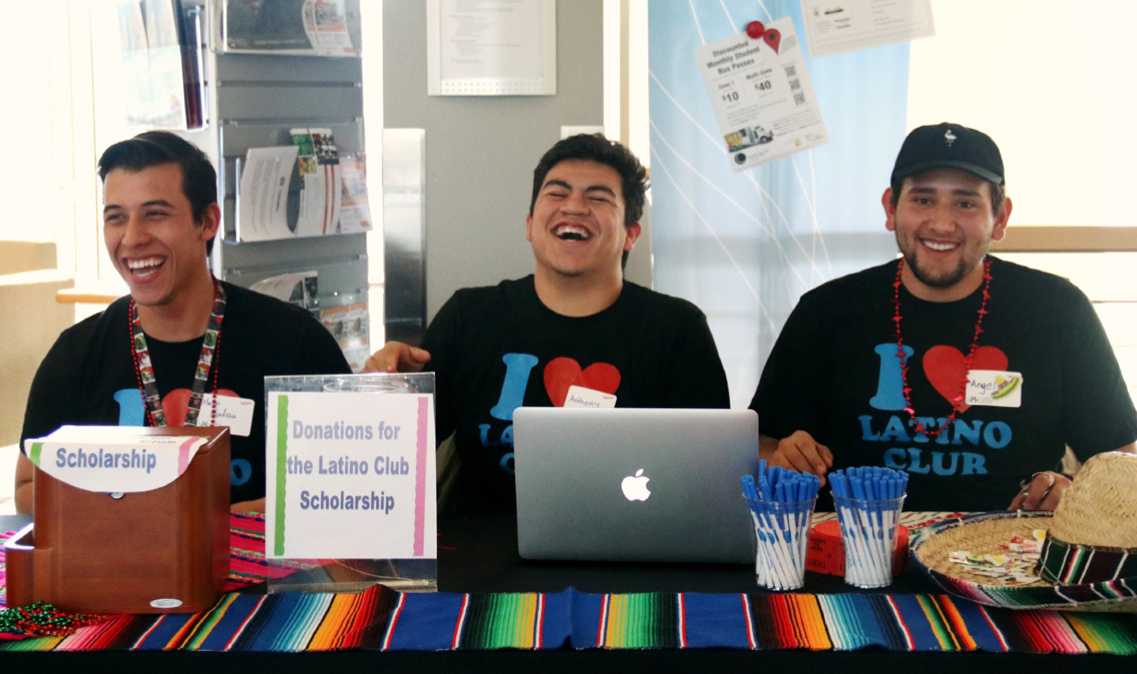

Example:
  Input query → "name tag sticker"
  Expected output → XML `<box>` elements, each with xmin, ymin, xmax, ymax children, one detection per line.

<box><xmin>563</xmin><ymin>385</ymin><xmax>617</xmax><ymax>409</ymax></box>
<box><xmin>197</xmin><ymin>394</ymin><xmax>255</xmax><ymax>436</ymax></box>
<box><xmin>966</xmin><ymin>370</ymin><xmax>1023</xmax><ymax>408</ymax></box>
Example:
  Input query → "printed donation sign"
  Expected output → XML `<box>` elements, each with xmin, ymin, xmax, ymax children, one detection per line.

<box><xmin>24</xmin><ymin>426</ymin><xmax>207</xmax><ymax>493</ymax></box>
<box><xmin>265</xmin><ymin>391</ymin><xmax>437</xmax><ymax>560</ymax></box>
<box><xmin>695</xmin><ymin>17</ymin><xmax>827</xmax><ymax>170</ymax></box>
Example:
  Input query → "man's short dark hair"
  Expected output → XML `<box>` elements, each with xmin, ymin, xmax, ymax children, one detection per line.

<box><xmin>97</xmin><ymin>131</ymin><xmax>218</xmax><ymax>255</ymax></box>
<box><xmin>890</xmin><ymin>173</ymin><xmax>1006</xmax><ymax>217</ymax></box>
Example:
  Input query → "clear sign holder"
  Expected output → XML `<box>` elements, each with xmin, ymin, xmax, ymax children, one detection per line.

<box><xmin>263</xmin><ymin>373</ymin><xmax>437</xmax><ymax>593</ymax></box>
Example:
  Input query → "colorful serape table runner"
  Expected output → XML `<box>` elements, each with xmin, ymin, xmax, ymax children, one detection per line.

<box><xmin>2</xmin><ymin>515</ymin><xmax>1136</xmax><ymax>654</ymax></box>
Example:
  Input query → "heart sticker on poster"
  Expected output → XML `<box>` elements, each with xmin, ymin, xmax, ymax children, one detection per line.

<box><xmin>763</xmin><ymin>28</ymin><xmax>781</xmax><ymax>53</ymax></box>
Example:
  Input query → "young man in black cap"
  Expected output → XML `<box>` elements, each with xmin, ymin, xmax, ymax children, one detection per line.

<box><xmin>751</xmin><ymin>122</ymin><xmax>1137</xmax><ymax>512</ymax></box>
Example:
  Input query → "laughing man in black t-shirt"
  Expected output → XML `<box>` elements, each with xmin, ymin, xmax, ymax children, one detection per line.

<box><xmin>365</xmin><ymin>135</ymin><xmax>730</xmax><ymax>511</ymax></box>
<box><xmin>750</xmin><ymin>123</ymin><xmax>1137</xmax><ymax>512</ymax></box>
<box><xmin>16</xmin><ymin>131</ymin><xmax>349</xmax><ymax>514</ymax></box>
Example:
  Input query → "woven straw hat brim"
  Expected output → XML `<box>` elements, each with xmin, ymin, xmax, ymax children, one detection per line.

<box><xmin>1050</xmin><ymin>451</ymin><xmax>1137</xmax><ymax>548</ymax></box>
<box><xmin>911</xmin><ymin>512</ymin><xmax>1137</xmax><ymax>613</ymax></box>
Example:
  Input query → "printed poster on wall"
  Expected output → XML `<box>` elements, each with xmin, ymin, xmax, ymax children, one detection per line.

<box><xmin>801</xmin><ymin>0</ymin><xmax>935</xmax><ymax>56</ymax></box>
<box><xmin>695</xmin><ymin>17</ymin><xmax>827</xmax><ymax>170</ymax></box>
<box><xmin>265</xmin><ymin>391</ymin><xmax>437</xmax><ymax>560</ymax></box>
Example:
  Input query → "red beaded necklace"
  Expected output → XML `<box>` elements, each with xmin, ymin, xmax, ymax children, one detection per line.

<box><xmin>892</xmin><ymin>257</ymin><xmax>992</xmax><ymax>440</ymax></box>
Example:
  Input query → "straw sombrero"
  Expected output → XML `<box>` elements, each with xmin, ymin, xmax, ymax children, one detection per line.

<box><xmin>911</xmin><ymin>451</ymin><xmax>1137</xmax><ymax>612</ymax></box>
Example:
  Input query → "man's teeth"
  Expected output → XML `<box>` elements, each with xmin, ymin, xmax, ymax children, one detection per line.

<box><xmin>126</xmin><ymin>257</ymin><xmax>164</xmax><ymax>270</ymax></box>
<box><xmin>554</xmin><ymin>225</ymin><xmax>591</xmax><ymax>241</ymax></box>
<box><xmin>921</xmin><ymin>239</ymin><xmax>958</xmax><ymax>252</ymax></box>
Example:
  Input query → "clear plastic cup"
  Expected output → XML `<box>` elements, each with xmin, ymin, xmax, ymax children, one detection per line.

<box><xmin>832</xmin><ymin>494</ymin><xmax>906</xmax><ymax>589</ymax></box>
<box><xmin>750</xmin><ymin>497</ymin><xmax>817</xmax><ymax>591</ymax></box>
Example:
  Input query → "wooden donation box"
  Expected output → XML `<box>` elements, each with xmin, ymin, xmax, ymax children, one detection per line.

<box><xmin>5</xmin><ymin>426</ymin><xmax>231</xmax><ymax>613</ymax></box>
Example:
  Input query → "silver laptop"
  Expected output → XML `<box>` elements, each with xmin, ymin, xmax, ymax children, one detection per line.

<box><xmin>513</xmin><ymin>407</ymin><xmax>758</xmax><ymax>563</ymax></box>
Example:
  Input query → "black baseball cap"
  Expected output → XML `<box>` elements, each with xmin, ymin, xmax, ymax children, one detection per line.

<box><xmin>890</xmin><ymin>122</ymin><xmax>1004</xmax><ymax>187</ymax></box>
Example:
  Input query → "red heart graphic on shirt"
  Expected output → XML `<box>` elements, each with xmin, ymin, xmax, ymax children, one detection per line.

<box><xmin>543</xmin><ymin>357</ymin><xmax>621</xmax><ymax>407</ymax></box>
<box><xmin>162</xmin><ymin>387</ymin><xmax>238</xmax><ymax>426</ymax></box>
<box><xmin>922</xmin><ymin>345</ymin><xmax>1008</xmax><ymax>412</ymax></box>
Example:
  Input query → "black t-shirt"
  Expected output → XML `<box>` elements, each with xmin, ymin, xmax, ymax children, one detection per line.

<box><xmin>751</xmin><ymin>257</ymin><xmax>1137</xmax><ymax>511</ymax></box>
<box><xmin>21</xmin><ymin>281</ymin><xmax>351</xmax><ymax>503</ymax></box>
<box><xmin>423</xmin><ymin>276</ymin><xmax>731</xmax><ymax>509</ymax></box>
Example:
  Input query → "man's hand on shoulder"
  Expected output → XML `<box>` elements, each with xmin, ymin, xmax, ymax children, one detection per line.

<box><xmin>759</xmin><ymin>430</ymin><xmax>833</xmax><ymax>485</ymax></box>
<box><xmin>363</xmin><ymin>341</ymin><xmax>431</xmax><ymax>373</ymax></box>
<box><xmin>1008</xmin><ymin>471</ymin><xmax>1071</xmax><ymax>512</ymax></box>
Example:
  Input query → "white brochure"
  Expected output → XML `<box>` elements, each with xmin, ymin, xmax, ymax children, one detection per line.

<box><xmin>695</xmin><ymin>18</ymin><xmax>827</xmax><ymax>170</ymax></box>
<box><xmin>801</xmin><ymin>0</ymin><xmax>935</xmax><ymax>56</ymax></box>
<box><xmin>237</xmin><ymin>145</ymin><xmax>300</xmax><ymax>242</ymax></box>
<box><xmin>265</xmin><ymin>391</ymin><xmax>437</xmax><ymax>560</ymax></box>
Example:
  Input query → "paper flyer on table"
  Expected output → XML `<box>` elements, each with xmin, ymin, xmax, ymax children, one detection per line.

<box><xmin>695</xmin><ymin>18</ymin><xmax>827</xmax><ymax>170</ymax></box>
<box><xmin>265</xmin><ymin>391</ymin><xmax>437</xmax><ymax>560</ymax></box>
<box><xmin>801</xmin><ymin>0</ymin><xmax>934</xmax><ymax>56</ymax></box>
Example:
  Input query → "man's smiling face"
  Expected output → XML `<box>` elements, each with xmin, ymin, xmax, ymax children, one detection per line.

<box><xmin>525</xmin><ymin>159</ymin><xmax>640</xmax><ymax>280</ymax></box>
<box><xmin>103</xmin><ymin>162</ymin><xmax>216</xmax><ymax>308</ymax></box>
<box><xmin>885</xmin><ymin>168</ymin><xmax>1010</xmax><ymax>299</ymax></box>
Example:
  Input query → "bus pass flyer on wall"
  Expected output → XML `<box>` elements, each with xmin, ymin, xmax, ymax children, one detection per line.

<box><xmin>695</xmin><ymin>17</ymin><xmax>827</xmax><ymax>170</ymax></box>
<box><xmin>265</xmin><ymin>391</ymin><xmax>437</xmax><ymax>561</ymax></box>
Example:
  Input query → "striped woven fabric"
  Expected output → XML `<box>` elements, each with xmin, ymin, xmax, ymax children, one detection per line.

<box><xmin>4</xmin><ymin>519</ymin><xmax>1137</xmax><ymax>654</ymax></box>
<box><xmin>1038</xmin><ymin>534</ymin><xmax>1137</xmax><ymax>585</ymax></box>
<box><xmin>2</xmin><ymin>586</ymin><xmax>1136</xmax><ymax>654</ymax></box>
<box><xmin>569</xmin><ymin>591</ymin><xmax>1137</xmax><ymax>654</ymax></box>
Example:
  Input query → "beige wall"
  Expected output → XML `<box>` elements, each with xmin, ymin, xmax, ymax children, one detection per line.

<box><xmin>0</xmin><ymin>242</ymin><xmax>73</xmax><ymax>446</ymax></box>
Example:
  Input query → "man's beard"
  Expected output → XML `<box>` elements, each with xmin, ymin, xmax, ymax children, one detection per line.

<box><xmin>904</xmin><ymin>249</ymin><xmax>970</xmax><ymax>288</ymax></box>
<box><xmin>898</xmin><ymin>233</ymin><xmax>989</xmax><ymax>290</ymax></box>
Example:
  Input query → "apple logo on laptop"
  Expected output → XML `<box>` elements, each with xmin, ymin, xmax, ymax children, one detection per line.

<box><xmin>621</xmin><ymin>468</ymin><xmax>651</xmax><ymax>502</ymax></box>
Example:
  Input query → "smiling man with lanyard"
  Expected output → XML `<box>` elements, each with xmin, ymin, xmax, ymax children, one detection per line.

<box><xmin>751</xmin><ymin>123</ymin><xmax>1137</xmax><ymax>512</ymax></box>
<box><xmin>16</xmin><ymin>131</ymin><xmax>350</xmax><ymax>514</ymax></box>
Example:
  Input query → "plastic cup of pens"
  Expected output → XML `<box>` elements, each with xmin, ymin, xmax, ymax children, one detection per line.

<box><xmin>829</xmin><ymin>467</ymin><xmax>908</xmax><ymax>589</ymax></box>
<box><xmin>741</xmin><ymin>461</ymin><xmax>821</xmax><ymax>591</ymax></box>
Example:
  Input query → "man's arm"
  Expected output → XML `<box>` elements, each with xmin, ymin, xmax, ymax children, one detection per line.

<box><xmin>231</xmin><ymin>497</ymin><xmax>266</xmax><ymax>513</ymax></box>
<box><xmin>751</xmin><ymin>292</ymin><xmax>829</xmax><ymax>467</ymax></box>
<box><xmin>14</xmin><ymin>453</ymin><xmax>33</xmax><ymax>514</ymax></box>
<box><xmin>17</xmin><ymin>328</ymin><xmax>82</xmax><ymax>514</ymax></box>
<box><xmin>1060</xmin><ymin>283</ymin><xmax>1137</xmax><ymax>462</ymax></box>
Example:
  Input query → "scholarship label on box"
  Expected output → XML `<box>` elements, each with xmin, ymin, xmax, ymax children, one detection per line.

<box><xmin>265</xmin><ymin>391</ymin><xmax>437</xmax><ymax>560</ymax></box>
<box><xmin>695</xmin><ymin>17</ymin><xmax>827</xmax><ymax>170</ymax></box>
<box><xmin>24</xmin><ymin>426</ymin><xmax>207</xmax><ymax>493</ymax></box>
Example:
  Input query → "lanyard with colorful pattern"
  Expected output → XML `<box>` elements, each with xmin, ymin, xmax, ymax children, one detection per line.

<box><xmin>128</xmin><ymin>281</ymin><xmax>226</xmax><ymax>427</ymax></box>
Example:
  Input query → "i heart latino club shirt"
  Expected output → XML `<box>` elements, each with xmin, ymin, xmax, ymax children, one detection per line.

<box><xmin>751</xmin><ymin>257</ymin><xmax>1137</xmax><ymax>511</ymax></box>
<box><xmin>423</xmin><ymin>276</ymin><xmax>730</xmax><ymax>511</ymax></box>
